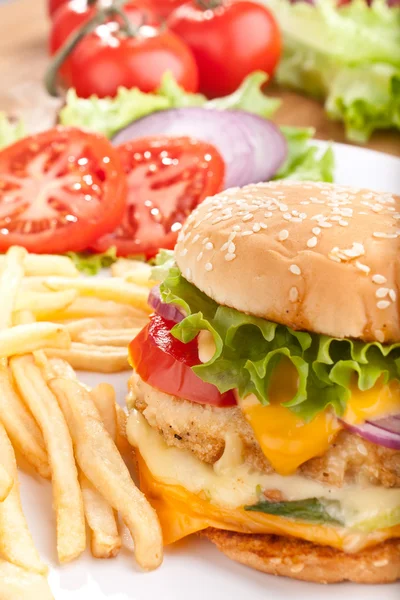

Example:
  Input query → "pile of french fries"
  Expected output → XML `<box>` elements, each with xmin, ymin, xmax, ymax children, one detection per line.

<box><xmin>0</xmin><ymin>247</ymin><xmax>162</xmax><ymax>598</ymax></box>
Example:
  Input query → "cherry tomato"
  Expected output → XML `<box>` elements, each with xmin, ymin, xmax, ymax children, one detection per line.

<box><xmin>92</xmin><ymin>136</ymin><xmax>224</xmax><ymax>258</ymax></box>
<box><xmin>129</xmin><ymin>314</ymin><xmax>236</xmax><ymax>406</ymax></box>
<box><xmin>168</xmin><ymin>0</ymin><xmax>281</xmax><ymax>97</ymax></box>
<box><xmin>136</xmin><ymin>0</ymin><xmax>187</xmax><ymax>19</ymax></box>
<box><xmin>49</xmin><ymin>0</ymin><xmax>69</xmax><ymax>18</ymax></box>
<box><xmin>63</xmin><ymin>24</ymin><xmax>198</xmax><ymax>97</ymax></box>
<box><xmin>50</xmin><ymin>0</ymin><xmax>156</xmax><ymax>56</ymax></box>
<box><xmin>0</xmin><ymin>127</ymin><xmax>127</xmax><ymax>254</ymax></box>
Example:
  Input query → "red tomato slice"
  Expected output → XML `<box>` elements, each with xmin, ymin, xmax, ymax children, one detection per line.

<box><xmin>129</xmin><ymin>314</ymin><xmax>236</xmax><ymax>407</ymax></box>
<box><xmin>0</xmin><ymin>127</ymin><xmax>127</xmax><ymax>254</ymax></box>
<box><xmin>92</xmin><ymin>136</ymin><xmax>225</xmax><ymax>258</ymax></box>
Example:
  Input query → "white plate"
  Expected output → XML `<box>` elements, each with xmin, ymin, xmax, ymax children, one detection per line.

<box><xmin>19</xmin><ymin>142</ymin><xmax>400</xmax><ymax>599</ymax></box>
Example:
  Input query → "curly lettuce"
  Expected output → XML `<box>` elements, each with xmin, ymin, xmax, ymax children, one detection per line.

<box><xmin>262</xmin><ymin>0</ymin><xmax>400</xmax><ymax>142</ymax></box>
<box><xmin>159</xmin><ymin>263</ymin><xmax>400</xmax><ymax>421</ymax></box>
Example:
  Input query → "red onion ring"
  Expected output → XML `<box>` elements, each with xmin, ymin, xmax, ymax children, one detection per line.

<box><xmin>148</xmin><ymin>286</ymin><xmax>185</xmax><ymax>323</ymax></box>
<box><xmin>340</xmin><ymin>414</ymin><xmax>400</xmax><ymax>450</ymax></box>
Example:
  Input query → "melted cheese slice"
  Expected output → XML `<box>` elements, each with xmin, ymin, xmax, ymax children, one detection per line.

<box><xmin>128</xmin><ymin>412</ymin><xmax>400</xmax><ymax>553</ymax></box>
<box><xmin>137</xmin><ymin>454</ymin><xmax>400</xmax><ymax>553</ymax></box>
<box><xmin>238</xmin><ymin>359</ymin><xmax>400</xmax><ymax>474</ymax></box>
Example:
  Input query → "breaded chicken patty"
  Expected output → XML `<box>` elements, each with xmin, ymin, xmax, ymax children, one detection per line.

<box><xmin>130</xmin><ymin>375</ymin><xmax>400</xmax><ymax>488</ymax></box>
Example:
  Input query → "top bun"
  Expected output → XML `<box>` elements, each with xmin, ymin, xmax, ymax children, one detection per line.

<box><xmin>175</xmin><ymin>181</ymin><xmax>400</xmax><ymax>342</ymax></box>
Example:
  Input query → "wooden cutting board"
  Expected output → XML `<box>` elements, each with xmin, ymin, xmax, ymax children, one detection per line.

<box><xmin>0</xmin><ymin>0</ymin><xmax>399</xmax><ymax>157</ymax></box>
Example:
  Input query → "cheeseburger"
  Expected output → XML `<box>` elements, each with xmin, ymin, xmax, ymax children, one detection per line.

<box><xmin>127</xmin><ymin>180</ymin><xmax>400</xmax><ymax>583</ymax></box>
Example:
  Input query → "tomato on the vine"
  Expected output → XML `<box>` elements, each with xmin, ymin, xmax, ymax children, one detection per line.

<box><xmin>61</xmin><ymin>24</ymin><xmax>199</xmax><ymax>97</ymax></box>
<box><xmin>0</xmin><ymin>127</ymin><xmax>127</xmax><ymax>254</ymax></box>
<box><xmin>92</xmin><ymin>136</ymin><xmax>225</xmax><ymax>257</ymax></box>
<box><xmin>129</xmin><ymin>314</ymin><xmax>236</xmax><ymax>406</ymax></box>
<box><xmin>50</xmin><ymin>0</ymin><xmax>156</xmax><ymax>56</ymax></box>
<box><xmin>168</xmin><ymin>0</ymin><xmax>281</xmax><ymax>97</ymax></box>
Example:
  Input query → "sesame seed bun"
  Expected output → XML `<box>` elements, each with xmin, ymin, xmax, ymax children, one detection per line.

<box><xmin>175</xmin><ymin>181</ymin><xmax>400</xmax><ymax>343</ymax></box>
<box><xmin>204</xmin><ymin>529</ymin><xmax>400</xmax><ymax>584</ymax></box>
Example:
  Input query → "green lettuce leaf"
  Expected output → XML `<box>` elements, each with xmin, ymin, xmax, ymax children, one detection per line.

<box><xmin>60</xmin><ymin>87</ymin><xmax>170</xmax><ymax>138</ymax></box>
<box><xmin>66</xmin><ymin>247</ymin><xmax>117</xmax><ymax>275</ymax></box>
<box><xmin>263</xmin><ymin>0</ymin><xmax>400</xmax><ymax>142</ymax></box>
<box><xmin>0</xmin><ymin>113</ymin><xmax>26</xmax><ymax>150</ymax></box>
<box><xmin>207</xmin><ymin>71</ymin><xmax>281</xmax><ymax>118</ymax></box>
<box><xmin>276</xmin><ymin>126</ymin><xmax>334</xmax><ymax>182</ymax></box>
<box><xmin>160</xmin><ymin>264</ymin><xmax>400</xmax><ymax>421</ymax></box>
<box><xmin>245</xmin><ymin>498</ymin><xmax>343</xmax><ymax>525</ymax></box>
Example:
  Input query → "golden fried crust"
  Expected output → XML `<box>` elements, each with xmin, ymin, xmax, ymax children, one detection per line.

<box><xmin>203</xmin><ymin>529</ymin><xmax>400</xmax><ymax>584</ymax></box>
<box><xmin>131</xmin><ymin>377</ymin><xmax>400</xmax><ymax>488</ymax></box>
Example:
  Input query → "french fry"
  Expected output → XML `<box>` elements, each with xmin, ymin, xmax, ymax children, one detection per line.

<box><xmin>90</xmin><ymin>384</ymin><xmax>117</xmax><ymax>442</ymax></box>
<box><xmin>79</xmin><ymin>471</ymin><xmax>121</xmax><ymax>559</ymax></box>
<box><xmin>115</xmin><ymin>404</ymin><xmax>131</xmax><ymax>455</ymax></box>
<box><xmin>65</xmin><ymin>317</ymin><xmax>147</xmax><ymax>340</ymax></box>
<box><xmin>47</xmin><ymin>357</ymin><xmax>78</xmax><ymax>382</ymax></box>
<box><xmin>43</xmin><ymin>297</ymin><xmax>147</xmax><ymax>321</ymax></box>
<box><xmin>0</xmin><ymin>560</ymin><xmax>53</xmax><ymax>599</ymax></box>
<box><xmin>44</xmin><ymin>276</ymin><xmax>151</xmax><ymax>312</ymax></box>
<box><xmin>15</xmin><ymin>289</ymin><xmax>77</xmax><ymax>319</ymax></box>
<box><xmin>0</xmin><ymin>464</ymin><xmax>12</xmax><ymax>502</ymax></box>
<box><xmin>0</xmin><ymin>252</ymin><xmax>78</xmax><ymax>277</ymax></box>
<box><xmin>0</xmin><ymin>246</ymin><xmax>27</xmax><ymax>330</ymax></box>
<box><xmin>0</xmin><ymin>423</ymin><xmax>47</xmax><ymax>574</ymax></box>
<box><xmin>111</xmin><ymin>259</ymin><xmax>156</xmax><ymax>288</ymax></box>
<box><xmin>50</xmin><ymin>378</ymin><xmax>163</xmax><ymax>570</ymax></box>
<box><xmin>78</xmin><ymin>328</ymin><xmax>139</xmax><ymax>348</ymax></box>
<box><xmin>0</xmin><ymin>363</ymin><xmax>50</xmax><ymax>479</ymax></box>
<box><xmin>45</xmin><ymin>343</ymin><xmax>130</xmax><ymax>373</ymax></box>
<box><xmin>0</xmin><ymin>323</ymin><xmax>70</xmax><ymax>358</ymax></box>
<box><xmin>10</xmin><ymin>356</ymin><xmax>86</xmax><ymax>564</ymax></box>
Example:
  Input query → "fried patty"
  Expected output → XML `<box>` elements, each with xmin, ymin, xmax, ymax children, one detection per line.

<box><xmin>130</xmin><ymin>376</ymin><xmax>400</xmax><ymax>488</ymax></box>
<box><xmin>203</xmin><ymin>529</ymin><xmax>400</xmax><ymax>584</ymax></box>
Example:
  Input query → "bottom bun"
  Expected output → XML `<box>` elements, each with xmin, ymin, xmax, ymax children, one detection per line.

<box><xmin>203</xmin><ymin>529</ymin><xmax>400</xmax><ymax>584</ymax></box>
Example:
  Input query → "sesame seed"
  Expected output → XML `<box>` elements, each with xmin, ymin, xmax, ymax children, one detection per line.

<box><xmin>291</xmin><ymin>217</ymin><xmax>303</xmax><ymax>223</ymax></box>
<box><xmin>373</xmin><ymin>231</ymin><xmax>398</xmax><ymax>239</ymax></box>
<box><xmin>319</xmin><ymin>221</ymin><xmax>332</xmax><ymax>228</ymax></box>
<box><xmin>329</xmin><ymin>255</ymin><xmax>341</xmax><ymax>263</ymax></box>
<box><xmin>299</xmin><ymin>212</ymin><xmax>307</xmax><ymax>219</ymax></box>
<box><xmin>204</xmin><ymin>262</ymin><xmax>213</xmax><ymax>272</ymax></box>
<box><xmin>376</xmin><ymin>288</ymin><xmax>389</xmax><ymax>298</ymax></box>
<box><xmin>312</xmin><ymin>227</ymin><xmax>321</xmax><ymax>235</ymax></box>
<box><xmin>307</xmin><ymin>236</ymin><xmax>318</xmax><ymax>248</ymax></box>
<box><xmin>179</xmin><ymin>248</ymin><xmax>188</xmax><ymax>257</ymax></box>
<box><xmin>278</xmin><ymin>229</ymin><xmax>289</xmax><ymax>241</ymax></box>
<box><xmin>196</xmin><ymin>252</ymin><xmax>203</xmax><ymax>262</ymax></box>
<box><xmin>289</xmin><ymin>287</ymin><xmax>299</xmax><ymax>302</ymax></box>
<box><xmin>225</xmin><ymin>253</ymin><xmax>236</xmax><ymax>262</ymax></box>
<box><xmin>372</xmin><ymin>274</ymin><xmax>387</xmax><ymax>284</ymax></box>
<box><xmin>339</xmin><ymin>220</ymin><xmax>348</xmax><ymax>226</ymax></box>
<box><xmin>290</xmin><ymin>564</ymin><xmax>304</xmax><ymax>573</ymax></box>
<box><xmin>355</xmin><ymin>261</ymin><xmax>370</xmax><ymax>275</ymax></box>
<box><xmin>283</xmin><ymin>213</ymin><xmax>292</xmax><ymax>221</ymax></box>
<box><xmin>185</xmin><ymin>268</ymin><xmax>192</xmax><ymax>280</ymax></box>
<box><xmin>191</xmin><ymin>234</ymin><xmax>200</xmax><ymax>244</ymax></box>
<box><xmin>252</xmin><ymin>223</ymin><xmax>261</xmax><ymax>233</ymax></box>
<box><xmin>241</xmin><ymin>230</ymin><xmax>253</xmax><ymax>237</ymax></box>
<box><xmin>232</xmin><ymin>225</ymin><xmax>241</xmax><ymax>232</ymax></box>
<box><xmin>228</xmin><ymin>242</ymin><xmax>236</xmax><ymax>254</ymax></box>
<box><xmin>242</xmin><ymin>214</ymin><xmax>253</xmax><ymax>222</ymax></box>
<box><xmin>373</xmin><ymin>559</ymin><xmax>389</xmax><ymax>568</ymax></box>
<box><xmin>264</xmin><ymin>211</ymin><xmax>273</xmax><ymax>218</ymax></box>
<box><xmin>389</xmin><ymin>289</ymin><xmax>397</xmax><ymax>301</ymax></box>
<box><xmin>377</xmin><ymin>300</ymin><xmax>390</xmax><ymax>310</ymax></box>
<box><xmin>205</xmin><ymin>242</ymin><xmax>214</xmax><ymax>250</ymax></box>
<box><xmin>289</xmin><ymin>264</ymin><xmax>301</xmax><ymax>276</ymax></box>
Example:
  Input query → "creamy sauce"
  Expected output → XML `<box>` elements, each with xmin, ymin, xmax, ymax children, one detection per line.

<box><xmin>128</xmin><ymin>410</ymin><xmax>400</xmax><ymax>530</ymax></box>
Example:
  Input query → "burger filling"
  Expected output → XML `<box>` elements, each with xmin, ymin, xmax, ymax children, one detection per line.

<box><xmin>128</xmin><ymin>253</ymin><xmax>400</xmax><ymax>552</ymax></box>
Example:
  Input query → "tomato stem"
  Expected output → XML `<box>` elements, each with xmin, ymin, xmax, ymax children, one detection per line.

<box><xmin>45</xmin><ymin>0</ymin><xmax>137</xmax><ymax>97</ymax></box>
<box><xmin>195</xmin><ymin>0</ymin><xmax>223</xmax><ymax>10</ymax></box>
<box><xmin>45</xmin><ymin>9</ymin><xmax>108</xmax><ymax>97</ymax></box>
